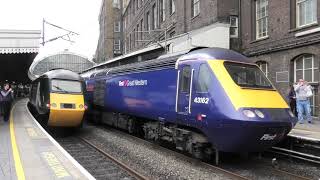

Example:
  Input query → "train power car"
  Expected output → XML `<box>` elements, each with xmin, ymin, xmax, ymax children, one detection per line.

<box><xmin>84</xmin><ymin>48</ymin><xmax>297</xmax><ymax>162</ymax></box>
<box><xmin>29</xmin><ymin>69</ymin><xmax>86</xmax><ymax>128</ymax></box>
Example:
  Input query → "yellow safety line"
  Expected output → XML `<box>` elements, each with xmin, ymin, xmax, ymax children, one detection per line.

<box><xmin>9</xmin><ymin>104</ymin><xmax>26</xmax><ymax>180</ymax></box>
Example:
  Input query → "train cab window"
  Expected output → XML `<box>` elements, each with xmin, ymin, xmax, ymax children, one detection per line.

<box><xmin>179</xmin><ymin>66</ymin><xmax>191</xmax><ymax>92</ymax></box>
<box><xmin>51</xmin><ymin>80</ymin><xmax>82</xmax><ymax>93</ymax></box>
<box><xmin>196</xmin><ymin>64</ymin><xmax>212</xmax><ymax>92</ymax></box>
<box><xmin>224</xmin><ymin>62</ymin><xmax>273</xmax><ymax>89</ymax></box>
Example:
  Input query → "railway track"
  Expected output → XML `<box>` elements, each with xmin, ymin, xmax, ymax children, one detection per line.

<box><xmin>85</xmin><ymin>125</ymin><xmax>249</xmax><ymax>180</ymax></box>
<box><xmin>270</xmin><ymin>146</ymin><xmax>320</xmax><ymax>165</ymax></box>
<box><xmin>92</xmin><ymin>124</ymin><xmax>313</xmax><ymax>180</ymax></box>
<box><xmin>56</xmin><ymin>136</ymin><xmax>148</xmax><ymax>180</ymax></box>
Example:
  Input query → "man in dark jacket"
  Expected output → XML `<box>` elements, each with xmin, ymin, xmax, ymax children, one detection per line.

<box><xmin>1</xmin><ymin>83</ymin><xmax>14</xmax><ymax>122</ymax></box>
<box><xmin>288</xmin><ymin>85</ymin><xmax>298</xmax><ymax>117</ymax></box>
<box><xmin>0</xmin><ymin>88</ymin><xmax>3</xmax><ymax>117</ymax></box>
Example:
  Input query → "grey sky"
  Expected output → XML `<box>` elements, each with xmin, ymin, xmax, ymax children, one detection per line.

<box><xmin>0</xmin><ymin>0</ymin><xmax>101</xmax><ymax>60</ymax></box>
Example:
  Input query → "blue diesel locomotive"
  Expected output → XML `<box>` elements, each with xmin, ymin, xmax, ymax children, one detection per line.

<box><xmin>84</xmin><ymin>48</ymin><xmax>296</xmax><ymax>162</ymax></box>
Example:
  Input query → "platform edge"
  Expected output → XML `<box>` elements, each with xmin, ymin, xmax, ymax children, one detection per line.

<box><xmin>25</xmin><ymin>102</ymin><xmax>96</xmax><ymax>180</ymax></box>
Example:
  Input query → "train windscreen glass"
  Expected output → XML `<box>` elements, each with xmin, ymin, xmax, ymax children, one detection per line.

<box><xmin>224</xmin><ymin>62</ymin><xmax>273</xmax><ymax>89</ymax></box>
<box><xmin>51</xmin><ymin>80</ymin><xmax>82</xmax><ymax>93</ymax></box>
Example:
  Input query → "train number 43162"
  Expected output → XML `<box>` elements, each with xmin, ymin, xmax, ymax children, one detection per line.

<box><xmin>194</xmin><ymin>97</ymin><xmax>209</xmax><ymax>104</ymax></box>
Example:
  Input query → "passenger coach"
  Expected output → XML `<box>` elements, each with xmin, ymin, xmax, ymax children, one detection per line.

<box><xmin>29</xmin><ymin>69</ymin><xmax>86</xmax><ymax>128</ymax></box>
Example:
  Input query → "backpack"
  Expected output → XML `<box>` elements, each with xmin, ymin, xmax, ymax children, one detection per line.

<box><xmin>306</xmin><ymin>86</ymin><xmax>313</xmax><ymax>98</ymax></box>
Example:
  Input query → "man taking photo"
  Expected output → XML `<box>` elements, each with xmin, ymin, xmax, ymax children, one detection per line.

<box><xmin>294</xmin><ymin>79</ymin><xmax>313</xmax><ymax>124</ymax></box>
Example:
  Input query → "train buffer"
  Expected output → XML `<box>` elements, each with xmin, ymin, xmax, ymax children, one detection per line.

<box><xmin>0</xmin><ymin>99</ymin><xmax>94</xmax><ymax>180</ymax></box>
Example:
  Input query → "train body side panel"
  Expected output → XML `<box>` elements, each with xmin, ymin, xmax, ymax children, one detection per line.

<box><xmin>104</xmin><ymin>68</ymin><xmax>178</xmax><ymax>123</ymax></box>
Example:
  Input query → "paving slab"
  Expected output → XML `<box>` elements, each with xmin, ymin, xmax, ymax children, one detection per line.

<box><xmin>0</xmin><ymin>99</ymin><xmax>95</xmax><ymax>180</ymax></box>
<box><xmin>289</xmin><ymin>120</ymin><xmax>320</xmax><ymax>142</ymax></box>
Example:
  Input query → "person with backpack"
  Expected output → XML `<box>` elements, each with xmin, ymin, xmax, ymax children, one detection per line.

<box><xmin>1</xmin><ymin>83</ymin><xmax>14</xmax><ymax>122</ymax></box>
<box><xmin>294</xmin><ymin>79</ymin><xmax>313</xmax><ymax>124</ymax></box>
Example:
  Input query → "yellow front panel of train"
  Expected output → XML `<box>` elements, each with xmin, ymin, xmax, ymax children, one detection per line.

<box><xmin>208</xmin><ymin>60</ymin><xmax>288</xmax><ymax>110</ymax></box>
<box><xmin>48</xmin><ymin>93</ymin><xmax>85</xmax><ymax>127</ymax></box>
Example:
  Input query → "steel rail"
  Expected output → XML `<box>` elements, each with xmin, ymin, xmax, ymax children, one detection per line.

<box><xmin>270</xmin><ymin>147</ymin><xmax>320</xmax><ymax>165</ymax></box>
<box><xmin>95</xmin><ymin>125</ymin><xmax>317</xmax><ymax>180</ymax></box>
<box><xmin>269</xmin><ymin>164</ymin><xmax>312</xmax><ymax>180</ymax></box>
<box><xmin>79</xmin><ymin>137</ymin><xmax>149</xmax><ymax>180</ymax></box>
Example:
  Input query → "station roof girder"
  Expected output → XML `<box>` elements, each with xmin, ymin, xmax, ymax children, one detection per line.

<box><xmin>0</xmin><ymin>29</ymin><xmax>41</xmax><ymax>83</ymax></box>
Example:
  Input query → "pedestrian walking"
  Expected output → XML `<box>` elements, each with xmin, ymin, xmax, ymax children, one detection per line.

<box><xmin>1</xmin><ymin>83</ymin><xmax>14</xmax><ymax>122</ymax></box>
<box><xmin>288</xmin><ymin>85</ymin><xmax>298</xmax><ymax>117</ymax></box>
<box><xmin>294</xmin><ymin>79</ymin><xmax>313</xmax><ymax>124</ymax></box>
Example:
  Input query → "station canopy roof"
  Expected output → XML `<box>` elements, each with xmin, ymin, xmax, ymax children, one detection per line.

<box><xmin>0</xmin><ymin>29</ymin><xmax>41</xmax><ymax>84</ymax></box>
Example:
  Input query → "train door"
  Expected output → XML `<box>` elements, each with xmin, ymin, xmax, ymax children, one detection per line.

<box><xmin>176</xmin><ymin>63</ymin><xmax>195</xmax><ymax>123</ymax></box>
<box><xmin>36</xmin><ymin>79</ymin><xmax>49</xmax><ymax>114</ymax></box>
<box><xmin>192</xmin><ymin>63</ymin><xmax>213</xmax><ymax>127</ymax></box>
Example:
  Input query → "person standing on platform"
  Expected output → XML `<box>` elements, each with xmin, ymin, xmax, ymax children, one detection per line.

<box><xmin>1</xmin><ymin>83</ymin><xmax>14</xmax><ymax>122</ymax></box>
<box><xmin>288</xmin><ymin>85</ymin><xmax>298</xmax><ymax>117</ymax></box>
<box><xmin>294</xmin><ymin>79</ymin><xmax>313</xmax><ymax>124</ymax></box>
<box><xmin>0</xmin><ymin>85</ymin><xmax>3</xmax><ymax>119</ymax></box>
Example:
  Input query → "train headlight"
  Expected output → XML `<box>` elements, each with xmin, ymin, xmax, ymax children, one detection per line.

<box><xmin>79</xmin><ymin>104</ymin><xmax>84</xmax><ymax>109</ymax></box>
<box><xmin>288</xmin><ymin>110</ymin><xmax>295</xmax><ymax>118</ymax></box>
<box><xmin>51</xmin><ymin>103</ymin><xmax>57</xmax><ymax>108</ymax></box>
<box><xmin>243</xmin><ymin>110</ymin><xmax>256</xmax><ymax>118</ymax></box>
<box><xmin>254</xmin><ymin>110</ymin><xmax>265</xmax><ymax>118</ymax></box>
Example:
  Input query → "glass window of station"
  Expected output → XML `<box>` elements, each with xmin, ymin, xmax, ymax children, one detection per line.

<box><xmin>257</xmin><ymin>61</ymin><xmax>268</xmax><ymax>77</ymax></box>
<box><xmin>294</xmin><ymin>54</ymin><xmax>319</xmax><ymax>116</ymax></box>
<box><xmin>256</xmin><ymin>0</ymin><xmax>268</xmax><ymax>39</ymax></box>
<box><xmin>296</xmin><ymin>0</ymin><xmax>317</xmax><ymax>27</ymax></box>
<box><xmin>192</xmin><ymin>0</ymin><xmax>200</xmax><ymax>17</ymax></box>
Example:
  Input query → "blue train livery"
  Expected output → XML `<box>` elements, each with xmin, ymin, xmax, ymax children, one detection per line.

<box><xmin>83</xmin><ymin>48</ymin><xmax>297</xmax><ymax>162</ymax></box>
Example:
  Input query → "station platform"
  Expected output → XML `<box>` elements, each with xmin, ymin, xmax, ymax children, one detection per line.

<box><xmin>0</xmin><ymin>99</ymin><xmax>95</xmax><ymax>180</ymax></box>
<box><xmin>288</xmin><ymin>120</ymin><xmax>320</xmax><ymax>143</ymax></box>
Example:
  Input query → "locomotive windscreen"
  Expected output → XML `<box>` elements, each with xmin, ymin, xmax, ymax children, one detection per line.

<box><xmin>224</xmin><ymin>62</ymin><xmax>274</xmax><ymax>89</ymax></box>
<box><xmin>51</xmin><ymin>80</ymin><xmax>82</xmax><ymax>93</ymax></box>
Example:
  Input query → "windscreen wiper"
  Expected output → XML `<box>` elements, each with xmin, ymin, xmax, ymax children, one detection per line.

<box><xmin>52</xmin><ymin>85</ymin><xmax>69</xmax><ymax>93</ymax></box>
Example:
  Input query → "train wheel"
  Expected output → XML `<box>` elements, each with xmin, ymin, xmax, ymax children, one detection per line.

<box><xmin>143</xmin><ymin>122</ymin><xmax>158</xmax><ymax>141</ymax></box>
<box><xmin>203</xmin><ymin>146</ymin><xmax>214</xmax><ymax>162</ymax></box>
<box><xmin>127</xmin><ymin>118</ymin><xmax>135</xmax><ymax>134</ymax></box>
<box><xmin>185</xmin><ymin>138</ymin><xmax>214</xmax><ymax>161</ymax></box>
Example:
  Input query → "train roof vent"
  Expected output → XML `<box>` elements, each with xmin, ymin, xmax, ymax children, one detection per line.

<box><xmin>107</xmin><ymin>54</ymin><xmax>181</xmax><ymax>75</ymax></box>
<box><xmin>156</xmin><ymin>50</ymin><xmax>188</xmax><ymax>59</ymax></box>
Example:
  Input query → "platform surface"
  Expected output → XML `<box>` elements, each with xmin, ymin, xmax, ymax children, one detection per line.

<box><xmin>288</xmin><ymin>120</ymin><xmax>320</xmax><ymax>143</ymax></box>
<box><xmin>0</xmin><ymin>99</ymin><xmax>94</xmax><ymax>180</ymax></box>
